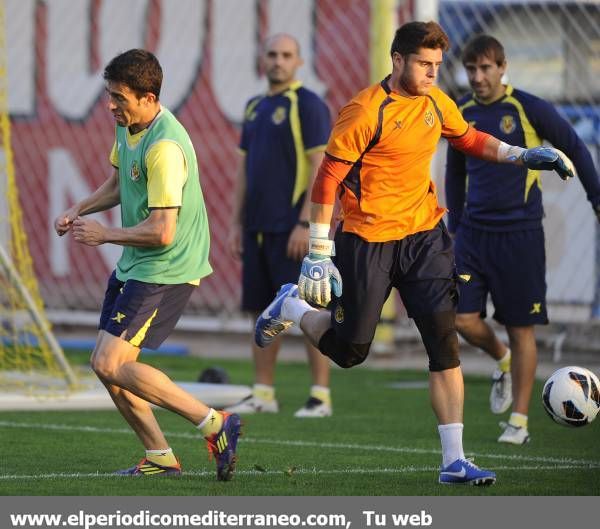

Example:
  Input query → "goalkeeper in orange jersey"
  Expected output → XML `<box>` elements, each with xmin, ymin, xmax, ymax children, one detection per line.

<box><xmin>54</xmin><ymin>49</ymin><xmax>241</xmax><ymax>480</ymax></box>
<box><xmin>254</xmin><ymin>21</ymin><xmax>574</xmax><ymax>486</ymax></box>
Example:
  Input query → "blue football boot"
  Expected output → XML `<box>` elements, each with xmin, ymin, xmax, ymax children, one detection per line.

<box><xmin>254</xmin><ymin>283</ymin><xmax>298</xmax><ymax>348</ymax></box>
<box><xmin>205</xmin><ymin>411</ymin><xmax>242</xmax><ymax>481</ymax></box>
<box><xmin>439</xmin><ymin>458</ymin><xmax>496</xmax><ymax>486</ymax></box>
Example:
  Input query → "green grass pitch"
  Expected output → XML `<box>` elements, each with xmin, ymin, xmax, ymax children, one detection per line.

<box><xmin>1</xmin><ymin>351</ymin><xmax>599</xmax><ymax>495</ymax></box>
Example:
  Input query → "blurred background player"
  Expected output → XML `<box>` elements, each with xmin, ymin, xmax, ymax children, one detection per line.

<box><xmin>54</xmin><ymin>49</ymin><xmax>241</xmax><ymax>480</ymax></box>
<box><xmin>226</xmin><ymin>34</ymin><xmax>333</xmax><ymax>417</ymax></box>
<box><xmin>255</xmin><ymin>21</ymin><xmax>575</xmax><ymax>485</ymax></box>
<box><xmin>445</xmin><ymin>34</ymin><xmax>600</xmax><ymax>445</ymax></box>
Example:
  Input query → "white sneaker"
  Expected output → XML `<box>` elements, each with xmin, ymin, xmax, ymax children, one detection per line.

<box><xmin>498</xmin><ymin>421</ymin><xmax>530</xmax><ymax>445</ymax></box>
<box><xmin>490</xmin><ymin>369</ymin><xmax>512</xmax><ymax>414</ymax></box>
<box><xmin>224</xmin><ymin>395</ymin><xmax>279</xmax><ymax>414</ymax></box>
<box><xmin>293</xmin><ymin>397</ymin><xmax>332</xmax><ymax>418</ymax></box>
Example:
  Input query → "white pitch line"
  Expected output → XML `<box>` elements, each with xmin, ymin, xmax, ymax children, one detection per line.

<box><xmin>1</xmin><ymin>420</ymin><xmax>599</xmax><ymax>467</ymax></box>
<box><xmin>1</xmin><ymin>464</ymin><xmax>598</xmax><ymax>482</ymax></box>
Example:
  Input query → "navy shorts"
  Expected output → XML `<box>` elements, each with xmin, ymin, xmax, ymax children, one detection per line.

<box><xmin>454</xmin><ymin>225</ymin><xmax>548</xmax><ymax>326</ymax></box>
<box><xmin>99</xmin><ymin>270</ymin><xmax>195</xmax><ymax>349</ymax></box>
<box><xmin>242</xmin><ymin>231</ymin><xmax>302</xmax><ymax>312</ymax></box>
<box><xmin>330</xmin><ymin>221</ymin><xmax>457</xmax><ymax>344</ymax></box>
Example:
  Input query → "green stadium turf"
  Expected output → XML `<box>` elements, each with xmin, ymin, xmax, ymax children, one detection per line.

<box><xmin>1</xmin><ymin>352</ymin><xmax>599</xmax><ymax>495</ymax></box>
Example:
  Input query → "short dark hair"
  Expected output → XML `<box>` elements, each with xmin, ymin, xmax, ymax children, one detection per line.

<box><xmin>462</xmin><ymin>34</ymin><xmax>505</xmax><ymax>66</ymax></box>
<box><xmin>390</xmin><ymin>21</ymin><xmax>450</xmax><ymax>57</ymax></box>
<box><xmin>103</xmin><ymin>49</ymin><xmax>162</xmax><ymax>99</ymax></box>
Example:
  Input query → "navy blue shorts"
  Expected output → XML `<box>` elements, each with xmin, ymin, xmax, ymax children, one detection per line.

<box><xmin>330</xmin><ymin>221</ymin><xmax>457</xmax><ymax>344</ymax></box>
<box><xmin>454</xmin><ymin>225</ymin><xmax>548</xmax><ymax>326</ymax></box>
<box><xmin>241</xmin><ymin>231</ymin><xmax>302</xmax><ymax>312</ymax></box>
<box><xmin>99</xmin><ymin>270</ymin><xmax>195</xmax><ymax>349</ymax></box>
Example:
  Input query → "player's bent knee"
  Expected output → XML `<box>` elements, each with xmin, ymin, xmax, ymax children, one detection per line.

<box><xmin>90</xmin><ymin>359</ymin><xmax>110</xmax><ymax>381</ymax></box>
<box><xmin>428</xmin><ymin>337</ymin><xmax>460</xmax><ymax>371</ymax></box>
<box><xmin>318</xmin><ymin>328</ymin><xmax>371</xmax><ymax>368</ymax></box>
<box><xmin>90</xmin><ymin>355</ymin><xmax>120</xmax><ymax>382</ymax></box>
<box><xmin>414</xmin><ymin>311</ymin><xmax>460</xmax><ymax>372</ymax></box>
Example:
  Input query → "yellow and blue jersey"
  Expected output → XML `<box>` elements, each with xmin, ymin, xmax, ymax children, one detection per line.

<box><xmin>240</xmin><ymin>81</ymin><xmax>330</xmax><ymax>232</ymax></box>
<box><xmin>446</xmin><ymin>85</ymin><xmax>600</xmax><ymax>231</ymax></box>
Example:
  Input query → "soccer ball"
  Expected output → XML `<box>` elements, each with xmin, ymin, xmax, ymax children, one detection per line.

<box><xmin>542</xmin><ymin>366</ymin><xmax>600</xmax><ymax>427</ymax></box>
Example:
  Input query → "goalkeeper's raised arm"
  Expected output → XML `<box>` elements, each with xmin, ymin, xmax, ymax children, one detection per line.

<box><xmin>447</xmin><ymin>126</ymin><xmax>576</xmax><ymax>181</ymax></box>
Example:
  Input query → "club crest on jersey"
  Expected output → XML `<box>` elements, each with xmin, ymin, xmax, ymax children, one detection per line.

<box><xmin>424</xmin><ymin>110</ymin><xmax>435</xmax><ymax>127</ymax></box>
<box><xmin>334</xmin><ymin>303</ymin><xmax>344</xmax><ymax>323</ymax></box>
<box><xmin>500</xmin><ymin>115</ymin><xmax>516</xmax><ymax>134</ymax></box>
<box><xmin>272</xmin><ymin>106</ymin><xmax>287</xmax><ymax>125</ymax></box>
<box><xmin>130</xmin><ymin>160</ymin><xmax>140</xmax><ymax>182</ymax></box>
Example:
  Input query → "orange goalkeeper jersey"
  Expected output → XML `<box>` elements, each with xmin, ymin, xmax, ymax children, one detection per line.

<box><xmin>326</xmin><ymin>78</ymin><xmax>469</xmax><ymax>242</ymax></box>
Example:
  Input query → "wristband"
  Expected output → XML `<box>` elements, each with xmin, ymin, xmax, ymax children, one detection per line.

<box><xmin>297</xmin><ymin>220</ymin><xmax>310</xmax><ymax>228</ymax></box>
<box><xmin>309</xmin><ymin>222</ymin><xmax>330</xmax><ymax>239</ymax></box>
<box><xmin>497</xmin><ymin>141</ymin><xmax>525</xmax><ymax>163</ymax></box>
<box><xmin>309</xmin><ymin>238</ymin><xmax>335</xmax><ymax>257</ymax></box>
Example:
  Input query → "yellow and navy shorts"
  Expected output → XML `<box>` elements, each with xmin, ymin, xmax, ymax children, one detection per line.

<box><xmin>99</xmin><ymin>270</ymin><xmax>195</xmax><ymax>349</ymax></box>
<box><xmin>454</xmin><ymin>225</ymin><xmax>548</xmax><ymax>326</ymax></box>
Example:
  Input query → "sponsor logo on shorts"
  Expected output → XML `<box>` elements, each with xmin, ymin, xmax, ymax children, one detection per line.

<box><xmin>529</xmin><ymin>302</ymin><xmax>542</xmax><ymax>314</ymax></box>
<box><xmin>111</xmin><ymin>312</ymin><xmax>126</xmax><ymax>323</ymax></box>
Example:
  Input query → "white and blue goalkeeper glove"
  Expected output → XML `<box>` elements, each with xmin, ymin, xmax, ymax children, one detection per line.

<box><xmin>520</xmin><ymin>146</ymin><xmax>575</xmax><ymax>181</ymax></box>
<box><xmin>297</xmin><ymin>224</ymin><xmax>342</xmax><ymax>308</ymax></box>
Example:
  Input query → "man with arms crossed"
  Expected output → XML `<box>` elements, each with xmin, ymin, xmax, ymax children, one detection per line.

<box><xmin>446</xmin><ymin>35</ymin><xmax>600</xmax><ymax>444</ymax></box>
<box><xmin>255</xmin><ymin>22</ymin><xmax>574</xmax><ymax>485</ymax></box>
<box><xmin>226</xmin><ymin>34</ymin><xmax>333</xmax><ymax>417</ymax></box>
<box><xmin>55</xmin><ymin>49</ymin><xmax>241</xmax><ymax>480</ymax></box>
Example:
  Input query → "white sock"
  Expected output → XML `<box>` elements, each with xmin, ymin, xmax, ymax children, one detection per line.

<box><xmin>438</xmin><ymin>423</ymin><xmax>465</xmax><ymax>467</ymax></box>
<box><xmin>281</xmin><ymin>296</ymin><xmax>317</xmax><ymax>325</ymax></box>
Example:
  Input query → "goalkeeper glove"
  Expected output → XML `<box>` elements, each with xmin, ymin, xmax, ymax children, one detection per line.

<box><xmin>298</xmin><ymin>225</ymin><xmax>342</xmax><ymax>308</ymax></box>
<box><xmin>520</xmin><ymin>146</ymin><xmax>575</xmax><ymax>181</ymax></box>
